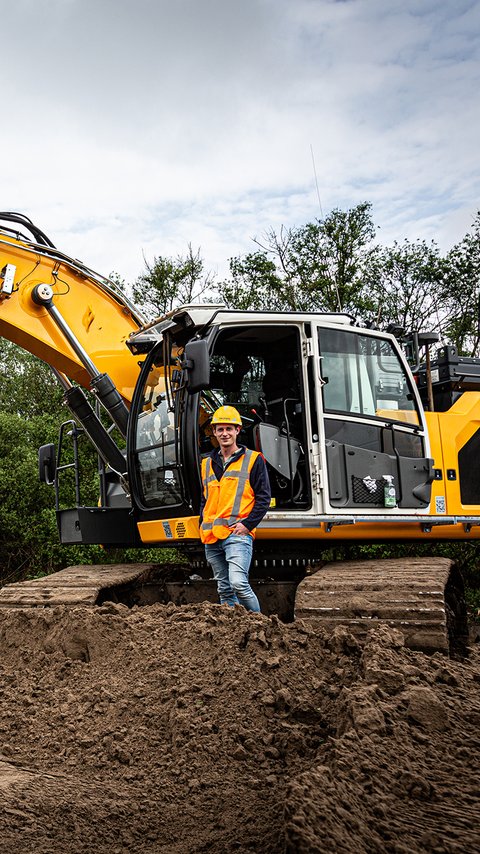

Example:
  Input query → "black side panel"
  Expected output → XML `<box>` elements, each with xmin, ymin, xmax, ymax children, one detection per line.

<box><xmin>57</xmin><ymin>508</ymin><xmax>140</xmax><ymax>546</ymax></box>
<box><xmin>459</xmin><ymin>428</ymin><xmax>480</xmax><ymax>504</ymax></box>
<box><xmin>326</xmin><ymin>441</ymin><xmax>433</xmax><ymax>508</ymax></box>
<box><xmin>398</xmin><ymin>456</ymin><xmax>434</xmax><ymax>505</ymax></box>
<box><xmin>325</xmin><ymin>440</ymin><xmax>349</xmax><ymax>503</ymax></box>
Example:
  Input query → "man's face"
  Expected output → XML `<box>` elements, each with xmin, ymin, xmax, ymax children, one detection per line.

<box><xmin>213</xmin><ymin>423</ymin><xmax>240</xmax><ymax>453</ymax></box>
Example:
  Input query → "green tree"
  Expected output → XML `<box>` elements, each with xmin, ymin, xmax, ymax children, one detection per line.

<box><xmin>365</xmin><ymin>238</ymin><xmax>448</xmax><ymax>336</ymax></box>
<box><xmin>442</xmin><ymin>212</ymin><xmax>480</xmax><ymax>356</ymax></box>
<box><xmin>0</xmin><ymin>340</ymin><xmax>64</xmax><ymax>417</ymax></box>
<box><xmin>221</xmin><ymin>252</ymin><xmax>284</xmax><ymax>311</ymax></box>
<box><xmin>0</xmin><ymin>411</ymin><xmax>104</xmax><ymax>582</ymax></box>
<box><xmin>132</xmin><ymin>245</ymin><xmax>216</xmax><ymax>321</ymax></box>
<box><xmin>222</xmin><ymin>203</ymin><xmax>379</xmax><ymax>316</ymax></box>
<box><xmin>286</xmin><ymin>202</ymin><xmax>379</xmax><ymax>314</ymax></box>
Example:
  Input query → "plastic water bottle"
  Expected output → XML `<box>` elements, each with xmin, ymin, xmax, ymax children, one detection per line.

<box><xmin>383</xmin><ymin>475</ymin><xmax>397</xmax><ymax>508</ymax></box>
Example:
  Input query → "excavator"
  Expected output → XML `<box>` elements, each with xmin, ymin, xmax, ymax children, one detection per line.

<box><xmin>0</xmin><ymin>212</ymin><xmax>479</xmax><ymax>654</ymax></box>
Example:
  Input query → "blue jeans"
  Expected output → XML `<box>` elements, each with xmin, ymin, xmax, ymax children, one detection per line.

<box><xmin>205</xmin><ymin>534</ymin><xmax>260</xmax><ymax>612</ymax></box>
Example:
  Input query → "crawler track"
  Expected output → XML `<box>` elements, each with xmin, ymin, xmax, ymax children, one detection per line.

<box><xmin>0</xmin><ymin>563</ymin><xmax>296</xmax><ymax>620</ymax></box>
<box><xmin>294</xmin><ymin>557</ymin><xmax>469</xmax><ymax>654</ymax></box>
<box><xmin>0</xmin><ymin>557</ymin><xmax>469</xmax><ymax>655</ymax></box>
<box><xmin>0</xmin><ymin>564</ymin><xmax>156</xmax><ymax>608</ymax></box>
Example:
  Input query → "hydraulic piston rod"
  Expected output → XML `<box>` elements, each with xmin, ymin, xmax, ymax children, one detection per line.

<box><xmin>50</xmin><ymin>368</ymin><xmax>128</xmax><ymax>480</ymax></box>
<box><xmin>32</xmin><ymin>284</ymin><xmax>129</xmax><ymax>437</ymax></box>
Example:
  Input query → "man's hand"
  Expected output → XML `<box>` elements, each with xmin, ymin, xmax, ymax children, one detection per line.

<box><xmin>230</xmin><ymin>522</ymin><xmax>250</xmax><ymax>535</ymax></box>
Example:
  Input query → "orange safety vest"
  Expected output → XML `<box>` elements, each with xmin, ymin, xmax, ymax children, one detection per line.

<box><xmin>200</xmin><ymin>449</ymin><xmax>260</xmax><ymax>544</ymax></box>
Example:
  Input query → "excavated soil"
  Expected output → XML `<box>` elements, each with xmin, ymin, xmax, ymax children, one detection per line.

<box><xmin>0</xmin><ymin>602</ymin><xmax>478</xmax><ymax>853</ymax></box>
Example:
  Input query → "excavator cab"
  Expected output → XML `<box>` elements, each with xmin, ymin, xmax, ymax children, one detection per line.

<box><xmin>121</xmin><ymin>307</ymin><xmax>438</xmax><ymax>562</ymax></box>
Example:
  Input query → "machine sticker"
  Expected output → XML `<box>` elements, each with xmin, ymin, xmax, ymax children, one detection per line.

<box><xmin>435</xmin><ymin>496</ymin><xmax>446</xmax><ymax>514</ymax></box>
<box><xmin>162</xmin><ymin>521</ymin><xmax>173</xmax><ymax>538</ymax></box>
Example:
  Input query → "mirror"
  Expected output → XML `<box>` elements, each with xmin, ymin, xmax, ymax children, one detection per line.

<box><xmin>183</xmin><ymin>340</ymin><xmax>210</xmax><ymax>394</ymax></box>
<box><xmin>39</xmin><ymin>443</ymin><xmax>56</xmax><ymax>485</ymax></box>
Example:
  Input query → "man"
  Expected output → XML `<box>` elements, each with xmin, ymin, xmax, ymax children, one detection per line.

<box><xmin>199</xmin><ymin>405</ymin><xmax>271</xmax><ymax>612</ymax></box>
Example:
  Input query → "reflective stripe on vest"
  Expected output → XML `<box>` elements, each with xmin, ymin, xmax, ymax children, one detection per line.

<box><xmin>203</xmin><ymin>457</ymin><xmax>217</xmax><ymax>507</ymax></box>
<box><xmin>200</xmin><ymin>449</ymin><xmax>258</xmax><ymax>543</ymax></box>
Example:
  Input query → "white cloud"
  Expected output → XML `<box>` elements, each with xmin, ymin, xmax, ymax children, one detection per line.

<box><xmin>1</xmin><ymin>0</ymin><xmax>479</xmax><ymax>283</ymax></box>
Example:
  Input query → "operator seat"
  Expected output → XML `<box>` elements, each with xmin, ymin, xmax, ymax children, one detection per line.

<box><xmin>261</xmin><ymin>363</ymin><xmax>298</xmax><ymax>429</ymax></box>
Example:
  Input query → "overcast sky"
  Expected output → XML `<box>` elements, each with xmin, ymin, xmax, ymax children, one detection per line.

<box><xmin>3</xmin><ymin>0</ymin><xmax>479</xmax><ymax>284</ymax></box>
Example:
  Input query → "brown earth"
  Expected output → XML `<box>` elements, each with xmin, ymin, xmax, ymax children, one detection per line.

<box><xmin>0</xmin><ymin>602</ymin><xmax>478</xmax><ymax>853</ymax></box>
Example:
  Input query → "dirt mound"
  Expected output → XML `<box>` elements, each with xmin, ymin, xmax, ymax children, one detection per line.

<box><xmin>0</xmin><ymin>603</ymin><xmax>478</xmax><ymax>853</ymax></box>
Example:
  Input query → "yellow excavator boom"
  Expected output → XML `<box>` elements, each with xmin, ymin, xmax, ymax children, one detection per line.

<box><xmin>0</xmin><ymin>218</ymin><xmax>143</xmax><ymax>402</ymax></box>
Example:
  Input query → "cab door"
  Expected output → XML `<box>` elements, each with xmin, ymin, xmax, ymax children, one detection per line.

<box><xmin>127</xmin><ymin>343</ymin><xmax>192</xmax><ymax>519</ymax></box>
<box><xmin>312</xmin><ymin>323</ymin><xmax>434</xmax><ymax>515</ymax></box>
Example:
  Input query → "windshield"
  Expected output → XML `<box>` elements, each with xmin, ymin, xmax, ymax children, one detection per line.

<box><xmin>319</xmin><ymin>328</ymin><xmax>420</xmax><ymax>427</ymax></box>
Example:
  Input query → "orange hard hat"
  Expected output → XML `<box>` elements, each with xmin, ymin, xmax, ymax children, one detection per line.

<box><xmin>211</xmin><ymin>405</ymin><xmax>242</xmax><ymax>426</ymax></box>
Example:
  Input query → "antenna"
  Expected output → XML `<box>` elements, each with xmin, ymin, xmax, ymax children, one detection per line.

<box><xmin>310</xmin><ymin>144</ymin><xmax>324</xmax><ymax>219</ymax></box>
<box><xmin>309</xmin><ymin>144</ymin><xmax>342</xmax><ymax>312</ymax></box>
